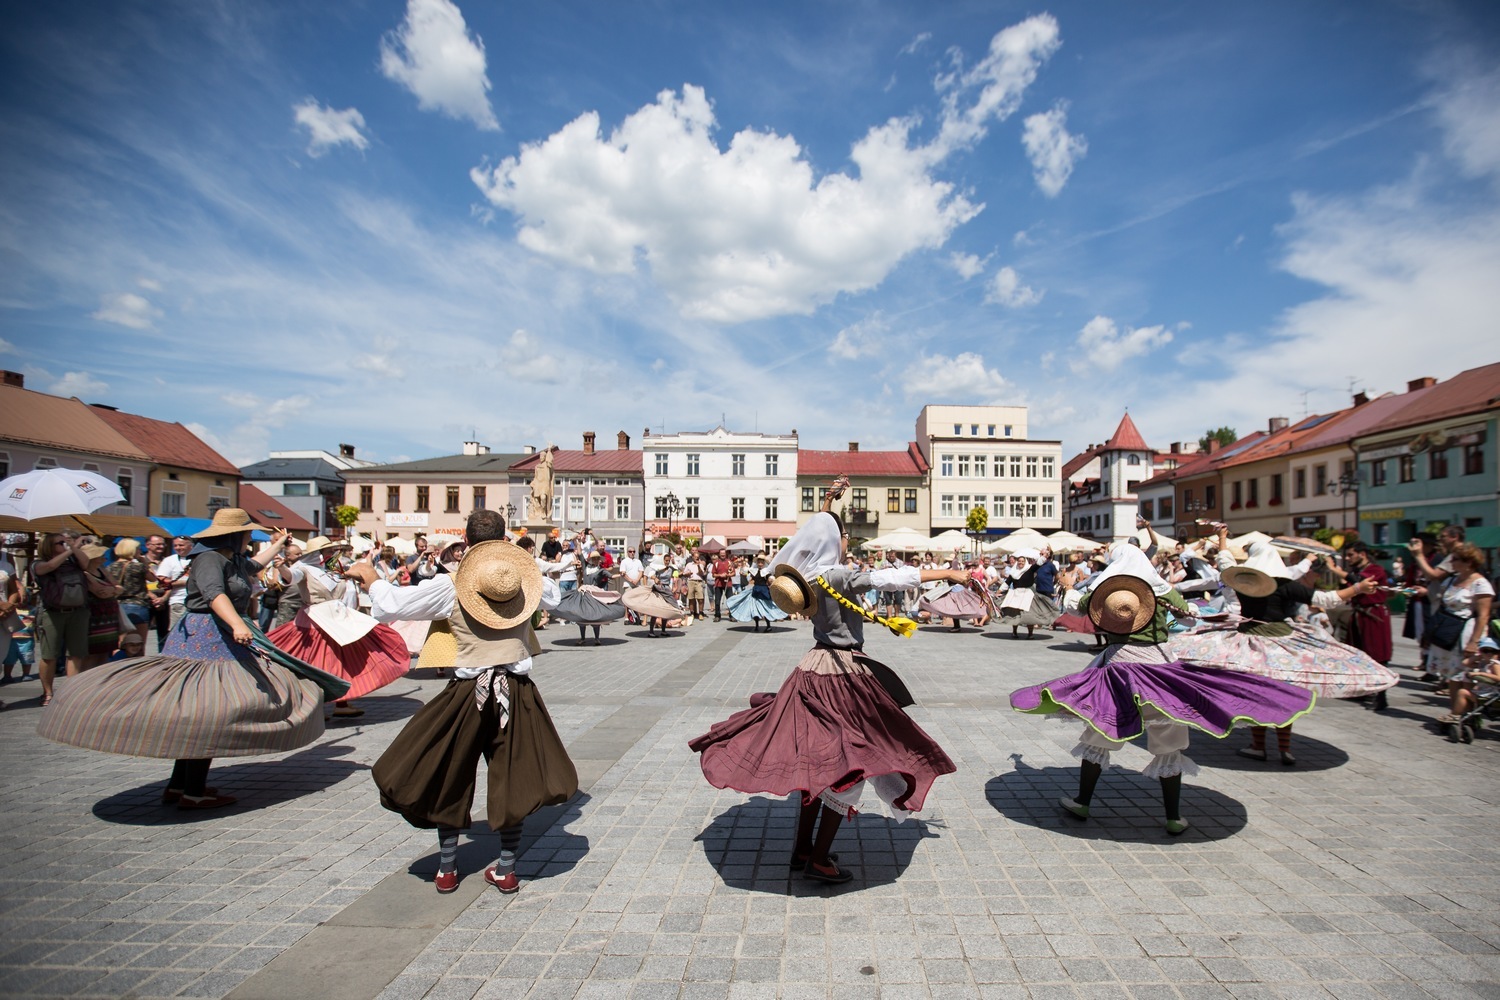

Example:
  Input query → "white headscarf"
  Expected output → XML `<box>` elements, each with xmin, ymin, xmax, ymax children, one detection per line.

<box><xmin>1090</xmin><ymin>542</ymin><xmax>1173</xmax><ymax>596</ymax></box>
<box><xmin>1241</xmin><ymin>540</ymin><xmax>1292</xmax><ymax>580</ymax></box>
<box><xmin>768</xmin><ymin>512</ymin><xmax>842</xmax><ymax>582</ymax></box>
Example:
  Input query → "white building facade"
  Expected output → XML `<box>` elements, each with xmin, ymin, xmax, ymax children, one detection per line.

<box><xmin>640</xmin><ymin>426</ymin><xmax>800</xmax><ymax>543</ymax></box>
<box><xmin>915</xmin><ymin>405</ymin><xmax>1062</xmax><ymax>534</ymax></box>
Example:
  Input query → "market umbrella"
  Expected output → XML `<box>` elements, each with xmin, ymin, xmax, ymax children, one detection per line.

<box><xmin>696</xmin><ymin>538</ymin><xmax>727</xmax><ymax>554</ymax></box>
<box><xmin>0</xmin><ymin>468</ymin><xmax>125</xmax><ymax>520</ymax></box>
<box><xmin>386</xmin><ymin>537</ymin><xmax>417</xmax><ymax>557</ymax></box>
<box><xmin>1272</xmin><ymin>535</ymin><xmax>1336</xmax><ymax>556</ymax></box>
<box><xmin>1134</xmin><ymin>527</ymin><xmax>1177</xmax><ymax>549</ymax></box>
<box><xmin>726</xmin><ymin>540</ymin><xmax>761</xmax><ymax>555</ymax></box>
<box><xmin>864</xmin><ymin>527</ymin><xmax>931</xmax><ymax>552</ymax></box>
<box><xmin>986</xmin><ymin>527</ymin><xmax>1048</xmax><ymax>554</ymax></box>
<box><xmin>928</xmin><ymin>529</ymin><xmax>976</xmax><ymax>552</ymax></box>
<box><xmin>1045</xmin><ymin>530</ymin><xmax>1104</xmax><ymax>553</ymax></box>
<box><xmin>1229</xmin><ymin>530</ymin><xmax>1272</xmax><ymax>551</ymax></box>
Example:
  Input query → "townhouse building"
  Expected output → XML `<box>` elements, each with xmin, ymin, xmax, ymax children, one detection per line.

<box><xmin>641</xmin><ymin>426</ymin><xmax>800</xmax><ymax>545</ymax></box>
<box><xmin>795</xmin><ymin>442</ymin><xmax>930</xmax><ymax>544</ymax></box>
<box><xmin>915</xmin><ymin>405</ymin><xmax>1062</xmax><ymax>535</ymax></box>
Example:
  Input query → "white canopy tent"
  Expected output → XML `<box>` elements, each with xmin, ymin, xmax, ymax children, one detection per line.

<box><xmin>984</xmin><ymin>527</ymin><xmax>1049</xmax><ymax>554</ymax></box>
<box><xmin>862</xmin><ymin>527</ymin><xmax>932</xmax><ymax>552</ymax></box>
<box><xmin>926</xmin><ymin>529</ymin><xmax>977</xmax><ymax>552</ymax></box>
<box><xmin>1045</xmin><ymin>530</ymin><xmax>1105</xmax><ymax>553</ymax></box>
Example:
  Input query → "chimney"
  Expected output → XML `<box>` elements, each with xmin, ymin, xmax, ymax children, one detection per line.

<box><xmin>1206</xmin><ymin>438</ymin><xmax>1221</xmax><ymax>454</ymax></box>
<box><xmin>1170</xmin><ymin>442</ymin><xmax>1181</xmax><ymax>454</ymax></box>
<box><xmin>848</xmin><ymin>442</ymin><xmax>859</xmax><ymax>452</ymax></box>
<box><xmin>339</xmin><ymin>443</ymin><xmax>356</xmax><ymax>459</ymax></box>
<box><xmin>462</xmin><ymin>441</ymin><xmax>489</xmax><ymax>456</ymax></box>
<box><xmin>583</xmin><ymin>432</ymin><xmax>596</xmax><ymax>455</ymax></box>
<box><xmin>1407</xmin><ymin>377</ymin><xmax>1436</xmax><ymax>392</ymax></box>
<box><xmin>0</xmin><ymin>370</ymin><xmax>22</xmax><ymax>388</ymax></box>
<box><xmin>1268</xmin><ymin>417</ymin><xmax>1289</xmax><ymax>433</ymax></box>
<box><xmin>1353</xmin><ymin>391</ymin><xmax>1369</xmax><ymax>406</ymax></box>
<box><xmin>617</xmin><ymin>430</ymin><xmax>630</xmax><ymax>451</ymax></box>
<box><xmin>523</xmin><ymin>445</ymin><xmax>536</xmax><ymax>455</ymax></box>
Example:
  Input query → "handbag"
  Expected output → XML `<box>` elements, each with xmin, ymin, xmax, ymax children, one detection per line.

<box><xmin>1424</xmin><ymin>607</ymin><xmax>1468</xmax><ymax>651</ymax></box>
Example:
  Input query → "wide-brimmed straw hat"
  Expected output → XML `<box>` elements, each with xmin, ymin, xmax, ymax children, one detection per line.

<box><xmin>770</xmin><ymin>565</ymin><xmax>815</xmax><ymax>616</ymax></box>
<box><xmin>1088</xmin><ymin>574</ymin><xmax>1157</xmax><ymax>634</ymax></box>
<box><xmin>301</xmin><ymin>535</ymin><xmax>351</xmax><ymax>557</ymax></box>
<box><xmin>1221</xmin><ymin>565</ymin><xmax>1275</xmax><ymax>598</ymax></box>
<box><xmin>453</xmin><ymin>539</ymin><xmax>543</xmax><ymax>629</ymax></box>
<box><xmin>192</xmin><ymin>508</ymin><xmax>270</xmax><ymax>539</ymax></box>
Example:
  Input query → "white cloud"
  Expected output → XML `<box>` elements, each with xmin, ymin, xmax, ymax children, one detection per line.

<box><xmin>947</xmin><ymin>252</ymin><xmax>986</xmax><ymax>280</ymax></box>
<box><xmin>188</xmin><ymin>393</ymin><xmax>313</xmax><ymax>466</ymax></box>
<box><xmin>828</xmin><ymin>314</ymin><xmax>890</xmax><ymax>359</ymax></box>
<box><xmin>49</xmin><ymin>371</ymin><xmax>109</xmax><ymax>398</ymax></box>
<box><xmin>294</xmin><ymin>99</ymin><xmax>370</xmax><ymax>157</ymax></box>
<box><xmin>932</xmin><ymin>14</ymin><xmax>1062</xmax><ymax>158</ymax></box>
<box><xmin>900</xmin><ymin>32</ymin><xmax>932</xmax><ymax>57</ymax></box>
<box><xmin>1071</xmin><ymin>315</ymin><xmax>1173</xmax><ymax>372</ymax></box>
<box><xmin>900</xmin><ymin>351</ymin><xmax>1010</xmax><ymax>402</ymax></box>
<box><xmin>137</xmin><ymin>277</ymin><xmax>162</xmax><ymax>292</ymax></box>
<box><xmin>1021</xmin><ymin>102</ymin><xmax>1087</xmax><ymax>197</ymax></box>
<box><xmin>91</xmin><ymin>291</ymin><xmax>161</xmax><ymax>329</ymax></box>
<box><xmin>350</xmin><ymin>353</ymin><xmax>404</xmax><ymax>378</ymax></box>
<box><xmin>985</xmin><ymin>265</ymin><xmax>1042</xmax><ymax>307</ymax></box>
<box><xmin>1431</xmin><ymin>57</ymin><xmax>1500</xmax><ymax>179</ymax></box>
<box><xmin>0</xmin><ymin>337</ymin><xmax>13</xmax><ymax>354</ymax></box>
<box><xmin>504</xmin><ymin>329</ymin><xmax>564</xmax><ymax>382</ymax></box>
<box><xmin>379</xmin><ymin>0</ymin><xmax>498</xmax><ymax>131</ymax></box>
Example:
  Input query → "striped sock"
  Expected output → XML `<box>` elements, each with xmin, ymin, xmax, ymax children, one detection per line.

<box><xmin>495</xmin><ymin>825</ymin><xmax>523</xmax><ymax>873</ymax></box>
<box><xmin>437</xmin><ymin>828</ymin><xmax>460</xmax><ymax>874</ymax></box>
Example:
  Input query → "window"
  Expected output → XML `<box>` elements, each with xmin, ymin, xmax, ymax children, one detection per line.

<box><xmin>971</xmin><ymin>424</ymin><xmax>979</xmax><ymax>435</ymax></box>
<box><xmin>1398</xmin><ymin>454</ymin><xmax>1415</xmax><ymax>482</ymax></box>
<box><xmin>940</xmin><ymin>454</ymin><xmax>954</xmax><ymax>477</ymax></box>
<box><xmin>359</xmin><ymin>485</ymin><xmax>373</xmax><ymax>512</ymax></box>
<box><xmin>731</xmin><ymin>497</ymin><xmax>745</xmax><ymax>519</ymax></box>
<box><xmin>1430</xmin><ymin>449</ymin><xmax>1449</xmax><ymax>480</ymax></box>
<box><xmin>1463</xmin><ymin>443</ymin><xmax>1484</xmax><ymax>476</ymax></box>
<box><xmin>1026</xmin><ymin>456</ymin><xmax>1038</xmax><ymax>478</ymax></box>
<box><xmin>958</xmin><ymin>455</ymin><xmax>971</xmax><ymax>477</ymax></box>
<box><xmin>1025</xmin><ymin>497</ymin><xmax>1038</xmax><ymax>518</ymax></box>
<box><xmin>974</xmin><ymin>455</ymin><xmax>986</xmax><ymax>477</ymax></box>
<box><xmin>1232</xmin><ymin>481</ymin><xmax>1243</xmax><ymax>507</ymax></box>
<box><xmin>1247</xmin><ymin>478</ymin><xmax>1259</xmax><ymax>506</ymax></box>
<box><xmin>939</xmin><ymin>494</ymin><xmax>954</xmax><ymax>517</ymax></box>
<box><xmin>1341</xmin><ymin>459</ymin><xmax>1355</xmax><ymax>483</ymax></box>
<box><xmin>1370</xmin><ymin>460</ymin><xmax>1387</xmax><ymax>487</ymax></box>
<box><xmin>0</xmin><ymin>454</ymin><xmax>8</xmax><ymax>479</ymax></box>
<box><xmin>415</xmin><ymin>486</ymin><xmax>430</xmax><ymax>512</ymax></box>
<box><xmin>851</xmin><ymin>487</ymin><xmax>868</xmax><ymax>509</ymax></box>
<box><xmin>1184</xmin><ymin>488</ymin><xmax>1194</xmax><ymax>508</ymax></box>
<box><xmin>987</xmin><ymin>424</ymin><xmax>996</xmax><ymax>435</ymax></box>
<box><xmin>686</xmin><ymin>454</ymin><xmax>700</xmax><ymax>476</ymax></box>
<box><xmin>1270</xmin><ymin>474</ymin><xmax>1283</xmax><ymax>503</ymax></box>
<box><xmin>957</xmin><ymin>495</ymin><xmax>972</xmax><ymax>516</ymax></box>
<box><xmin>1127</xmin><ymin>454</ymin><xmax>1141</xmax><ymax>466</ymax></box>
<box><xmin>615</xmin><ymin>496</ymin><xmax>630</xmax><ymax>520</ymax></box>
<box><xmin>1101</xmin><ymin>511</ymin><xmax>1109</xmax><ymax>529</ymax></box>
<box><xmin>602</xmin><ymin>536</ymin><xmax>627</xmax><ymax>552</ymax></box>
<box><xmin>552</xmin><ymin>496</ymin><xmax>561</xmax><ymax>519</ymax></box>
<box><xmin>1004</xmin><ymin>424</ymin><xmax>1013</xmax><ymax>436</ymax></box>
<box><xmin>1294</xmin><ymin>468</ymin><xmax>1306</xmax><ymax>498</ymax></box>
<box><xmin>764</xmin><ymin>454</ymin><xmax>778</xmax><ymax>476</ymax></box>
<box><xmin>1042</xmin><ymin>457</ymin><xmax>1054</xmax><ymax>479</ymax></box>
<box><xmin>34</xmin><ymin>456</ymin><xmax>57</xmax><ymax>469</ymax></box>
<box><xmin>953</xmin><ymin>423</ymin><xmax>962</xmax><ymax>435</ymax></box>
<box><xmin>1140</xmin><ymin>500</ymin><xmax>1155</xmax><ymax>520</ymax></box>
<box><xmin>445</xmin><ymin>486</ymin><xmax>460</xmax><ymax>513</ymax></box>
<box><xmin>1205</xmin><ymin>485</ymin><xmax>1217</xmax><ymax>508</ymax></box>
<box><xmin>905</xmin><ymin>489</ymin><xmax>918</xmax><ymax>513</ymax></box>
<box><xmin>569</xmin><ymin>496</ymin><xmax>584</xmax><ymax>519</ymax></box>
<box><xmin>1372</xmin><ymin>523</ymin><xmax>1390</xmax><ymax>545</ymax></box>
<box><xmin>1010</xmin><ymin>456</ymin><xmax>1022</xmax><ymax>478</ymax></box>
<box><xmin>1010</xmin><ymin>496</ymin><xmax>1024</xmax><ymax>518</ymax></box>
<box><xmin>161</xmin><ymin>490</ymin><xmax>185</xmax><ymax>516</ymax></box>
<box><xmin>593</xmin><ymin>496</ymin><xmax>608</xmax><ymax>519</ymax></box>
<box><xmin>685</xmin><ymin>497</ymin><xmax>700</xmax><ymax>519</ymax></box>
<box><xmin>887</xmin><ymin>488</ymin><xmax>901</xmax><ymax>513</ymax></box>
<box><xmin>654</xmin><ymin>453</ymin><xmax>668</xmax><ymax>475</ymax></box>
<box><xmin>1041</xmin><ymin>496</ymin><xmax>1054</xmax><ymax>519</ymax></box>
<box><xmin>1314</xmin><ymin>464</ymin><xmax>1328</xmax><ymax>495</ymax></box>
<box><xmin>989</xmin><ymin>496</ymin><xmax>1004</xmax><ymax>518</ymax></box>
<box><xmin>1159</xmin><ymin>497</ymin><xmax>1173</xmax><ymax>519</ymax></box>
<box><xmin>283</xmin><ymin>483</ymin><xmax>311</xmax><ymax>496</ymax></box>
<box><xmin>567</xmin><ymin>478</ymin><xmax>584</xmax><ymax>487</ymax></box>
<box><xmin>655</xmin><ymin>497</ymin><xmax>670</xmax><ymax>518</ymax></box>
<box><xmin>764</xmin><ymin>497</ymin><xmax>778</xmax><ymax>520</ymax></box>
<box><xmin>731</xmin><ymin>454</ymin><xmax>745</xmax><ymax>476</ymax></box>
<box><xmin>387</xmin><ymin>486</ymin><xmax>400</xmax><ymax>512</ymax></box>
<box><xmin>116</xmin><ymin>471</ymin><xmax>132</xmax><ymax>507</ymax></box>
<box><xmin>801</xmin><ymin>487</ymin><xmax>815</xmax><ymax>511</ymax></box>
<box><xmin>473</xmin><ymin>486</ymin><xmax>486</xmax><ymax>510</ymax></box>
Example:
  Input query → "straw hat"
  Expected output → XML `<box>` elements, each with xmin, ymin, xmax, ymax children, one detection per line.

<box><xmin>193</xmin><ymin>508</ymin><xmax>270</xmax><ymax>539</ymax></box>
<box><xmin>80</xmin><ymin>542</ymin><xmax>109</xmax><ymax>563</ymax></box>
<box><xmin>770</xmin><ymin>565</ymin><xmax>815</xmax><ymax>616</ymax></box>
<box><xmin>1221</xmin><ymin>565</ymin><xmax>1275</xmax><ymax>598</ymax></box>
<box><xmin>1088</xmin><ymin>575</ymin><xmax>1157</xmax><ymax>634</ymax></box>
<box><xmin>301</xmin><ymin>535</ymin><xmax>351</xmax><ymax>557</ymax></box>
<box><xmin>453</xmin><ymin>539</ymin><xmax>543</xmax><ymax>629</ymax></box>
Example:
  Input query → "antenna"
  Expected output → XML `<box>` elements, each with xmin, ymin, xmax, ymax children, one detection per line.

<box><xmin>1346</xmin><ymin>375</ymin><xmax>1358</xmax><ymax>396</ymax></box>
<box><xmin>1298</xmin><ymin>390</ymin><xmax>1310</xmax><ymax>417</ymax></box>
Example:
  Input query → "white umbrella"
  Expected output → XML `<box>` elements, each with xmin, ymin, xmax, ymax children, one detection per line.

<box><xmin>865</xmin><ymin>527</ymin><xmax>932</xmax><ymax>552</ymax></box>
<box><xmin>0</xmin><ymin>468</ymin><xmax>125</xmax><ymax>519</ymax></box>
<box><xmin>1230</xmin><ymin>530</ymin><xmax>1272</xmax><ymax>551</ymax></box>
<box><xmin>386</xmin><ymin>537</ymin><xmax>417</xmax><ymax>557</ymax></box>
<box><xmin>1135</xmin><ymin>527</ymin><xmax>1176</xmax><ymax>549</ymax></box>
<box><xmin>927</xmin><ymin>529</ymin><xmax>975</xmax><ymax>552</ymax></box>
<box><xmin>987</xmin><ymin>527</ymin><xmax>1048</xmax><ymax>554</ymax></box>
<box><xmin>1046</xmin><ymin>530</ymin><xmax>1104</xmax><ymax>553</ymax></box>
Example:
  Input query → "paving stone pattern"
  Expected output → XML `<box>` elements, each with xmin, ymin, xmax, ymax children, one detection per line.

<box><xmin>1</xmin><ymin>616</ymin><xmax>1497</xmax><ymax>999</ymax></box>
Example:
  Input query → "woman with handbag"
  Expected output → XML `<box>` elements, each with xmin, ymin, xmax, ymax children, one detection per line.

<box><xmin>80</xmin><ymin>543</ymin><xmax>125</xmax><ymax>668</ymax></box>
<box><xmin>33</xmin><ymin>533</ymin><xmax>106</xmax><ymax>706</ymax></box>
<box><xmin>1431</xmin><ymin>544</ymin><xmax>1494</xmax><ymax>721</ymax></box>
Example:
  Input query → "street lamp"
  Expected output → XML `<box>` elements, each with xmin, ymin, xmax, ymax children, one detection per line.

<box><xmin>1337</xmin><ymin>469</ymin><xmax>1359</xmax><ymax>537</ymax></box>
<box><xmin>659</xmin><ymin>492</ymin><xmax>682</xmax><ymax>538</ymax></box>
<box><xmin>504</xmin><ymin>502</ymin><xmax>516</xmax><ymax>523</ymax></box>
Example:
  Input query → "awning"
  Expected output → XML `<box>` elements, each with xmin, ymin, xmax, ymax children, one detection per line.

<box><xmin>0</xmin><ymin>512</ymin><xmax>202</xmax><ymax>538</ymax></box>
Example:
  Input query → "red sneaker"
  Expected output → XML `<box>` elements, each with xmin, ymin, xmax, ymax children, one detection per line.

<box><xmin>483</xmin><ymin>866</ymin><xmax>519</xmax><ymax>894</ymax></box>
<box><xmin>434</xmin><ymin>869</ymin><xmax>459</xmax><ymax>894</ymax></box>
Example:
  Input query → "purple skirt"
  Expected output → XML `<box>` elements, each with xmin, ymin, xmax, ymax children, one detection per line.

<box><xmin>1010</xmin><ymin>644</ymin><xmax>1315</xmax><ymax>742</ymax></box>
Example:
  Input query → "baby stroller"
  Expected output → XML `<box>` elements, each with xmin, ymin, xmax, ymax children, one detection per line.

<box><xmin>1448</xmin><ymin>684</ymin><xmax>1500</xmax><ymax>743</ymax></box>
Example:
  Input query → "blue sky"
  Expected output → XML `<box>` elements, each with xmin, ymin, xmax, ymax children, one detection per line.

<box><xmin>3</xmin><ymin>1</ymin><xmax>1498</xmax><ymax>467</ymax></box>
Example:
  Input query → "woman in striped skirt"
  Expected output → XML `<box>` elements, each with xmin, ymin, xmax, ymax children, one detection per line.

<box><xmin>39</xmin><ymin>510</ymin><xmax>339</xmax><ymax>810</ymax></box>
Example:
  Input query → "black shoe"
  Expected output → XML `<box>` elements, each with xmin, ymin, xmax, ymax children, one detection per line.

<box><xmin>803</xmin><ymin>859</ymin><xmax>853</xmax><ymax>884</ymax></box>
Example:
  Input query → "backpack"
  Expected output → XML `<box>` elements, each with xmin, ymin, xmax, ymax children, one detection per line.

<box><xmin>36</xmin><ymin>563</ymin><xmax>87</xmax><ymax>610</ymax></box>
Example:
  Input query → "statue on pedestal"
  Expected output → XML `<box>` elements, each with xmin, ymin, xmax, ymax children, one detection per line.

<box><xmin>528</xmin><ymin>446</ymin><xmax>555</xmax><ymax>524</ymax></box>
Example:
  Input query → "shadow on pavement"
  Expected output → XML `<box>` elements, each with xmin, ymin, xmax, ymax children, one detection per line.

<box><xmin>696</xmin><ymin>795</ymin><xmax>937</xmax><ymax>896</ymax></box>
<box><xmin>90</xmin><ymin>742</ymin><xmax>367</xmax><ymax>825</ymax></box>
<box><xmin>724</xmin><ymin>625</ymin><xmax>796</xmax><ymax>634</ymax></box>
<box><xmin>325</xmin><ymin>692</ymin><xmax>427</xmax><ymax>728</ymax></box>
<box><xmin>548</xmin><ymin>637</ymin><xmax>630</xmax><ymax>648</ymax></box>
<box><xmin>1190</xmin><ymin>731</ymin><xmax>1350</xmax><ymax>772</ymax></box>
<box><xmin>623</xmin><ymin>629</ymin><xmax>685</xmax><ymax>639</ymax></box>
<box><xmin>985</xmin><ymin>756</ymin><xmax>1249</xmax><ymax>842</ymax></box>
<box><xmin>405</xmin><ymin>792</ymin><xmax>593</xmax><ymax>887</ymax></box>
<box><xmin>979</xmin><ymin>631</ymin><xmax>1061</xmax><ymax>643</ymax></box>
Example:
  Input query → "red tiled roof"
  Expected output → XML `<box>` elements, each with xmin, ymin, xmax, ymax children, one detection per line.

<box><xmin>1062</xmin><ymin>446</ymin><xmax>1101</xmax><ymax>481</ymax></box>
<box><xmin>90</xmin><ymin>406</ymin><xmax>239</xmax><ymax>475</ymax></box>
<box><xmin>237</xmin><ymin>484</ymin><xmax>317</xmax><ymax>532</ymax></box>
<box><xmin>1136</xmin><ymin>452</ymin><xmax>1214</xmax><ymax>488</ymax></box>
<box><xmin>509</xmin><ymin>448</ymin><xmax>642</xmax><ymax>474</ymax></box>
<box><xmin>1103</xmin><ymin>412</ymin><xmax>1150</xmax><ymax>452</ymax></box>
<box><xmin>1357</xmin><ymin>362</ymin><xmax>1500</xmax><ymax>437</ymax></box>
<box><xmin>799</xmin><ymin>446</ymin><xmax>926</xmax><ymax>477</ymax></box>
<box><xmin>0</xmin><ymin>385</ymin><xmax>150</xmax><ymax>462</ymax></box>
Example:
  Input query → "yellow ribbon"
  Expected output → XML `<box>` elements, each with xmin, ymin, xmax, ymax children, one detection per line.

<box><xmin>813</xmin><ymin>575</ymin><xmax>919</xmax><ymax>639</ymax></box>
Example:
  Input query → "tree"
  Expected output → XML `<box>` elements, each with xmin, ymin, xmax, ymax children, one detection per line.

<box><xmin>1199</xmin><ymin>426</ymin><xmax>1237</xmax><ymax>452</ymax></box>
<box><xmin>966</xmin><ymin>505</ymin><xmax>989</xmax><ymax>535</ymax></box>
<box><xmin>333</xmin><ymin>504</ymin><xmax>360</xmax><ymax>529</ymax></box>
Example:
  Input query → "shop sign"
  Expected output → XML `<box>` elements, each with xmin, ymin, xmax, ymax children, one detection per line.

<box><xmin>1359</xmin><ymin>443</ymin><xmax>1411</xmax><ymax>462</ymax></box>
<box><xmin>1359</xmin><ymin>508</ymin><xmax>1403</xmax><ymax>522</ymax></box>
<box><xmin>646</xmin><ymin>520</ymin><xmax>703</xmax><ymax>536</ymax></box>
<box><xmin>386</xmin><ymin>513</ymin><xmax>429</xmax><ymax>527</ymax></box>
<box><xmin>1293</xmin><ymin>515</ymin><xmax>1326</xmax><ymax>533</ymax></box>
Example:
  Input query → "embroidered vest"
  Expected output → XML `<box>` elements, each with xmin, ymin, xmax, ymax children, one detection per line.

<box><xmin>447</xmin><ymin>600</ymin><xmax>541</xmax><ymax>668</ymax></box>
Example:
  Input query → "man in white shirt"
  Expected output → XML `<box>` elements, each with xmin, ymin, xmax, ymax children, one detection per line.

<box><xmin>155</xmin><ymin>536</ymin><xmax>195</xmax><ymax>630</ymax></box>
<box><xmin>619</xmin><ymin>547</ymin><xmax>644</xmax><ymax>588</ymax></box>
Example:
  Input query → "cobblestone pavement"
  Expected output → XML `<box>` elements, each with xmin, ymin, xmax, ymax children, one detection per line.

<box><xmin>1</xmin><ymin>617</ymin><xmax>1497</xmax><ymax>1000</ymax></box>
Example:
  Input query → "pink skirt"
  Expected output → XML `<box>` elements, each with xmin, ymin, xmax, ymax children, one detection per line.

<box><xmin>1169</xmin><ymin>622</ymin><xmax>1398</xmax><ymax>698</ymax></box>
<box><xmin>268</xmin><ymin>610</ymin><xmax>410</xmax><ymax>700</ymax></box>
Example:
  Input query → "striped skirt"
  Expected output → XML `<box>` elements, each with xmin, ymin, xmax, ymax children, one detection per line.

<box><xmin>37</xmin><ymin>612</ymin><xmax>324</xmax><ymax>759</ymax></box>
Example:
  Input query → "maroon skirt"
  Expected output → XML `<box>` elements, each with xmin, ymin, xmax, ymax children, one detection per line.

<box><xmin>688</xmin><ymin>647</ymin><xmax>955</xmax><ymax>814</ymax></box>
